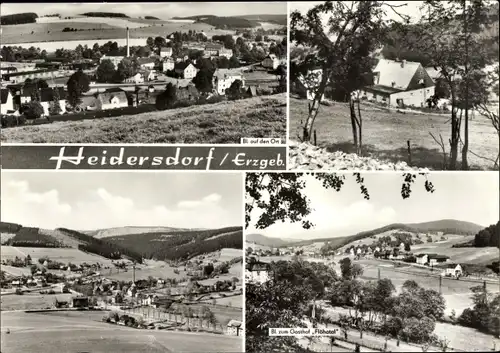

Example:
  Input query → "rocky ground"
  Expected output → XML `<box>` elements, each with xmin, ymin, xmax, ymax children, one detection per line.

<box><xmin>289</xmin><ymin>141</ymin><xmax>431</xmax><ymax>171</ymax></box>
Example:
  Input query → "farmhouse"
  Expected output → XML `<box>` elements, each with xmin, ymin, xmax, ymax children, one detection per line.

<box><xmin>219</xmin><ymin>48</ymin><xmax>234</xmax><ymax>59</ymax></box>
<box><xmin>2</xmin><ymin>69</ymin><xmax>59</xmax><ymax>84</ymax></box>
<box><xmin>416</xmin><ymin>253</ymin><xmax>450</xmax><ymax>266</ymax></box>
<box><xmin>1</xmin><ymin>88</ymin><xmax>15</xmax><ymax>114</ymax></box>
<box><xmin>138</xmin><ymin>57</ymin><xmax>156</xmax><ymax>70</ymax></box>
<box><xmin>124</xmin><ymin>73</ymin><xmax>144</xmax><ymax>84</ymax></box>
<box><xmin>93</xmin><ymin>89</ymin><xmax>129</xmax><ymax>110</ymax></box>
<box><xmin>226</xmin><ymin>320</ymin><xmax>243</xmax><ymax>336</ymax></box>
<box><xmin>262</xmin><ymin>54</ymin><xmax>279</xmax><ymax>70</ymax></box>
<box><xmin>162</xmin><ymin>57</ymin><xmax>175</xmax><ymax>72</ymax></box>
<box><xmin>361</xmin><ymin>58</ymin><xmax>435</xmax><ymax>108</ymax></box>
<box><xmin>0</xmin><ymin>66</ymin><xmax>17</xmax><ymax>75</ymax></box>
<box><xmin>443</xmin><ymin>264</ymin><xmax>463</xmax><ymax>277</ymax></box>
<box><xmin>174</xmin><ymin>62</ymin><xmax>198</xmax><ymax>79</ymax></box>
<box><xmin>160</xmin><ymin>47</ymin><xmax>173</xmax><ymax>58</ymax></box>
<box><xmin>245</xmin><ymin>260</ymin><xmax>271</xmax><ymax>284</ymax></box>
<box><xmin>39</xmin><ymin>87</ymin><xmax>67</xmax><ymax>116</ymax></box>
<box><xmin>205</xmin><ymin>43</ymin><xmax>224</xmax><ymax>56</ymax></box>
<box><xmin>212</xmin><ymin>69</ymin><xmax>245</xmax><ymax>95</ymax></box>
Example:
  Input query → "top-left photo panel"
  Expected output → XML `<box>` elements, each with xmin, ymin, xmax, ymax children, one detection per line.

<box><xmin>0</xmin><ymin>2</ymin><xmax>287</xmax><ymax>144</ymax></box>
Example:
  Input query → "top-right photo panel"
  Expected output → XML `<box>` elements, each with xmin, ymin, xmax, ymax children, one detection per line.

<box><xmin>288</xmin><ymin>1</ymin><xmax>499</xmax><ymax>171</ymax></box>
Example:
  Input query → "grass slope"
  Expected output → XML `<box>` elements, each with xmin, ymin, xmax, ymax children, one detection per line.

<box><xmin>2</xmin><ymin>94</ymin><xmax>287</xmax><ymax>143</ymax></box>
<box><xmin>245</xmin><ymin>233</ymin><xmax>292</xmax><ymax>247</ymax></box>
<box><xmin>289</xmin><ymin>97</ymin><xmax>499</xmax><ymax>170</ymax></box>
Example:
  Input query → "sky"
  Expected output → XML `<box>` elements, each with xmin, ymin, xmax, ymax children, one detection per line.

<box><xmin>0</xmin><ymin>2</ymin><xmax>286</xmax><ymax>18</ymax></box>
<box><xmin>290</xmin><ymin>1</ymin><xmax>428</xmax><ymax>24</ymax></box>
<box><xmin>247</xmin><ymin>172</ymin><xmax>499</xmax><ymax>240</ymax></box>
<box><xmin>1</xmin><ymin>172</ymin><xmax>243</xmax><ymax>231</ymax></box>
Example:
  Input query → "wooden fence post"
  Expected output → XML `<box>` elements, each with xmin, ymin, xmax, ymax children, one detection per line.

<box><xmin>407</xmin><ymin>140</ymin><xmax>412</xmax><ymax>165</ymax></box>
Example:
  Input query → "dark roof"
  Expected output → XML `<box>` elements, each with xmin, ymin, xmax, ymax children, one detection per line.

<box><xmin>364</xmin><ymin>84</ymin><xmax>403</xmax><ymax>95</ymax></box>
<box><xmin>174</xmin><ymin>61</ymin><xmax>193</xmax><ymax>71</ymax></box>
<box><xmin>1</xmin><ymin>88</ymin><xmax>11</xmax><ymax>104</ymax></box>
<box><xmin>429</xmin><ymin>254</ymin><xmax>450</xmax><ymax>260</ymax></box>
<box><xmin>3</xmin><ymin>69</ymin><xmax>58</xmax><ymax>78</ymax></box>
<box><xmin>246</xmin><ymin>261</ymin><xmax>270</xmax><ymax>271</ymax></box>
<box><xmin>205</xmin><ymin>43</ymin><xmax>223</xmax><ymax>50</ymax></box>
<box><xmin>138</xmin><ymin>57</ymin><xmax>156</xmax><ymax>65</ymax></box>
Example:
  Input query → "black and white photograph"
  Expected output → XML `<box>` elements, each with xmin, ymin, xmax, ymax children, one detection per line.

<box><xmin>245</xmin><ymin>172</ymin><xmax>500</xmax><ymax>352</ymax></box>
<box><xmin>0</xmin><ymin>172</ymin><xmax>244</xmax><ymax>353</ymax></box>
<box><xmin>289</xmin><ymin>1</ymin><xmax>499</xmax><ymax>171</ymax></box>
<box><xmin>0</xmin><ymin>2</ymin><xmax>287</xmax><ymax>144</ymax></box>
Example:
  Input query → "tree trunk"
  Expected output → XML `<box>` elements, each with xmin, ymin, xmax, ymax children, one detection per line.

<box><xmin>349</xmin><ymin>98</ymin><xmax>359</xmax><ymax>151</ymax></box>
<box><xmin>357</xmin><ymin>98</ymin><xmax>363</xmax><ymax>156</ymax></box>
<box><xmin>462</xmin><ymin>2</ymin><xmax>469</xmax><ymax>171</ymax></box>
<box><xmin>303</xmin><ymin>74</ymin><xmax>328</xmax><ymax>142</ymax></box>
<box><xmin>449</xmin><ymin>97</ymin><xmax>459</xmax><ymax>170</ymax></box>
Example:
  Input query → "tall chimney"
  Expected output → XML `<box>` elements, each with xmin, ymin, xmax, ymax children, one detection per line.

<box><xmin>126</xmin><ymin>27</ymin><xmax>130</xmax><ymax>57</ymax></box>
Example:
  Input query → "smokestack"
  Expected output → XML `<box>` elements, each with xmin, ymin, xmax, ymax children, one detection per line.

<box><xmin>126</xmin><ymin>27</ymin><xmax>130</xmax><ymax>57</ymax></box>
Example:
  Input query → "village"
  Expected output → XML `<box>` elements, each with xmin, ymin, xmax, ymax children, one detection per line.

<box><xmin>0</xmin><ymin>25</ymin><xmax>286</xmax><ymax>127</ymax></box>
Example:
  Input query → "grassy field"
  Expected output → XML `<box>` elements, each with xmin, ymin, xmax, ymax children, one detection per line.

<box><xmin>0</xmin><ymin>265</ymin><xmax>32</xmax><ymax>277</ymax></box>
<box><xmin>1</xmin><ymin>246</ymin><xmax>114</xmax><ymax>265</ymax></box>
<box><xmin>0</xmin><ymin>293</ymin><xmax>73</xmax><ymax>311</ymax></box>
<box><xmin>1</xmin><ymin>94</ymin><xmax>287</xmax><ymax>143</ymax></box>
<box><xmin>103</xmin><ymin>264</ymin><xmax>189</xmax><ymax>282</ymax></box>
<box><xmin>1</xmin><ymin>20</ymin><xmax>231</xmax><ymax>46</ymax></box>
<box><xmin>289</xmin><ymin>97</ymin><xmax>499</xmax><ymax>170</ymax></box>
<box><xmin>213</xmin><ymin>294</ymin><xmax>243</xmax><ymax>308</ymax></box>
<box><xmin>188</xmin><ymin>303</ymin><xmax>242</xmax><ymax>325</ymax></box>
<box><xmin>0</xmin><ymin>311</ymin><xmax>242</xmax><ymax>353</ymax></box>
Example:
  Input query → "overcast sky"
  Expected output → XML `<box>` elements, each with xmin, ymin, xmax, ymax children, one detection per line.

<box><xmin>1</xmin><ymin>172</ymin><xmax>243</xmax><ymax>230</ymax></box>
<box><xmin>247</xmin><ymin>173</ymin><xmax>499</xmax><ymax>240</ymax></box>
<box><xmin>1</xmin><ymin>2</ymin><xmax>286</xmax><ymax>18</ymax></box>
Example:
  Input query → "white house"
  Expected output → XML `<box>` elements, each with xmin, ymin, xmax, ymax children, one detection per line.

<box><xmin>138</xmin><ymin>58</ymin><xmax>156</xmax><ymax>70</ymax></box>
<box><xmin>124</xmin><ymin>73</ymin><xmax>144</xmax><ymax>84</ymax></box>
<box><xmin>245</xmin><ymin>261</ymin><xmax>271</xmax><ymax>284</ymax></box>
<box><xmin>399</xmin><ymin>242</ymin><xmax>405</xmax><ymax>251</ymax></box>
<box><xmin>162</xmin><ymin>58</ymin><xmax>175</xmax><ymax>72</ymax></box>
<box><xmin>212</xmin><ymin>69</ymin><xmax>244</xmax><ymax>95</ymax></box>
<box><xmin>361</xmin><ymin>58</ymin><xmax>435</xmax><ymax>108</ymax></box>
<box><xmin>226</xmin><ymin>320</ymin><xmax>243</xmax><ymax>336</ymax></box>
<box><xmin>205</xmin><ymin>43</ymin><xmax>223</xmax><ymax>56</ymax></box>
<box><xmin>0</xmin><ymin>88</ymin><xmax>14</xmax><ymax>114</ymax></box>
<box><xmin>160</xmin><ymin>47</ymin><xmax>173</xmax><ymax>58</ymax></box>
<box><xmin>93</xmin><ymin>89</ymin><xmax>129</xmax><ymax>111</ymax></box>
<box><xmin>262</xmin><ymin>54</ymin><xmax>280</xmax><ymax>70</ymax></box>
<box><xmin>219</xmin><ymin>48</ymin><xmax>234</xmax><ymax>59</ymax></box>
<box><xmin>174</xmin><ymin>62</ymin><xmax>198</xmax><ymax>80</ymax></box>
<box><xmin>356</xmin><ymin>248</ymin><xmax>362</xmax><ymax>255</ymax></box>
<box><xmin>443</xmin><ymin>264</ymin><xmax>463</xmax><ymax>277</ymax></box>
<box><xmin>39</xmin><ymin>87</ymin><xmax>67</xmax><ymax>116</ymax></box>
<box><xmin>126</xmin><ymin>283</ymin><xmax>137</xmax><ymax>297</ymax></box>
<box><xmin>416</xmin><ymin>254</ymin><xmax>428</xmax><ymax>265</ymax></box>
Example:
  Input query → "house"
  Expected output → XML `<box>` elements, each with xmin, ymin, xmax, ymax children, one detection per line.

<box><xmin>443</xmin><ymin>264</ymin><xmax>463</xmax><ymax>277</ymax></box>
<box><xmin>126</xmin><ymin>283</ymin><xmax>138</xmax><ymax>297</ymax></box>
<box><xmin>226</xmin><ymin>320</ymin><xmax>243</xmax><ymax>336</ymax></box>
<box><xmin>399</xmin><ymin>242</ymin><xmax>405</xmax><ymax>251</ymax></box>
<box><xmin>174</xmin><ymin>62</ymin><xmax>197</xmax><ymax>79</ymax></box>
<box><xmin>245</xmin><ymin>260</ymin><xmax>271</xmax><ymax>284</ymax></box>
<box><xmin>349</xmin><ymin>248</ymin><xmax>355</xmax><ymax>256</ymax></box>
<box><xmin>71</xmin><ymin>296</ymin><xmax>89</xmax><ymax>308</ymax></box>
<box><xmin>111</xmin><ymin>292</ymin><xmax>123</xmax><ymax>304</ymax></box>
<box><xmin>212</xmin><ymin>69</ymin><xmax>245</xmax><ymax>95</ymax></box>
<box><xmin>361</xmin><ymin>58</ymin><xmax>435</xmax><ymax>108</ymax></box>
<box><xmin>94</xmin><ymin>89</ymin><xmax>129</xmax><ymax>110</ymax></box>
<box><xmin>262</xmin><ymin>54</ymin><xmax>279</xmax><ymax>70</ymax></box>
<box><xmin>416</xmin><ymin>254</ymin><xmax>428</xmax><ymax>265</ymax></box>
<box><xmin>141</xmin><ymin>69</ymin><xmax>157</xmax><ymax>82</ymax></box>
<box><xmin>124</xmin><ymin>73</ymin><xmax>144</xmax><ymax>84</ymax></box>
<box><xmin>416</xmin><ymin>253</ymin><xmax>450</xmax><ymax>266</ymax></box>
<box><xmin>138</xmin><ymin>57</ymin><xmax>156</xmax><ymax>70</ymax></box>
<box><xmin>39</xmin><ymin>87</ymin><xmax>67</xmax><ymax>116</ymax></box>
<box><xmin>0</xmin><ymin>66</ymin><xmax>18</xmax><ymax>75</ymax></box>
<box><xmin>100</xmin><ymin>55</ymin><xmax>124</xmax><ymax>67</ymax></box>
<box><xmin>160</xmin><ymin>47</ymin><xmax>173</xmax><ymax>58</ymax></box>
<box><xmin>151</xmin><ymin>295</ymin><xmax>173</xmax><ymax>308</ymax></box>
<box><xmin>162</xmin><ymin>58</ymin><xmax>175</xmax><ymax>72</ymax></box>
<box><xmin>205</xmin><ymin>43</ymin><xmax>224</xmax><ymax>56</ymax></box>
<box><xmin>1</xmin><ymin>88</ymin><xmax>14</xmax><ymax>114</ymax></box>
<box><xmin>2</xmin><ymin>69</ymin><xmax>59</xmax><ymax>84</ymax></box>
<box><xmin>219</xmin><ymin>48</ymin><xmax>234</xmax><ymax>59</ymax></box>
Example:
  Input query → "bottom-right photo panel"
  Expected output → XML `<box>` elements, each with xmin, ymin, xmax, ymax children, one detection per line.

<box><xmin>244</xmin><ymin>172</ymin><xmax>500</xmax><ymax>353</ymax></box>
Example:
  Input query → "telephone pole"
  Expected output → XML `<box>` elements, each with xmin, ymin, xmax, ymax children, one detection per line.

<box><xmin>133</xmin><ymin>262</ymin><xmax>136</xmax><ymax>284</ymax></box>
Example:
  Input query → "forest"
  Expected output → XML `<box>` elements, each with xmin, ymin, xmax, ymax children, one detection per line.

<box><xmin>80</xmin><ymin>12</ymin><xmax>130</xmax><ymax>18</ymax></box>
<box><xmin>105</xmin><ymin>226</ymin><xmax>243</xmax><ymax>261</ymax></box>
<box><xmin>6</xmin><ymin>227</ymin><xmax>64</xmax><ymax>248</ymax></box>
<box><xmin>0</xmin><ymin>12</ymin><xmax>38</xmax><ymax>25</ymax></box>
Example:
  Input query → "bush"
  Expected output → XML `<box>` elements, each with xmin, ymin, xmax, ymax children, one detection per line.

<box><xmin>21</xmin><ymin>101</ymin><xmax>44</xmax><ymax>120</ymax></box>
<box><xmin>1</xmin><ymin>115</ymin><xmax>26</xmax><ymax>128</ymax></box>
<box><xmin>15</xmin><ymin>288</ymin><xmax>23</xmax><ymax>295</ymax></box>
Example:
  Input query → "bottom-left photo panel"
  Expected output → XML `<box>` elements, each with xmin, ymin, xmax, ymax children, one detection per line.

<box><xmin>0</xmin><ymin>171</ymin><xmax>244</xmax><ymax>353</ymax></box>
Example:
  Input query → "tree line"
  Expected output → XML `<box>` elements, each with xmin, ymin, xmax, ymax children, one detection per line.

<box><xmin>6</xmin><ymin>227</ymin><xmax>64</xmax><ymax>248</ymax></box>
<box><xmin>80</xmin><ymin>12</ymin><xmax>130</xmax><ymax>18</ymax></box>
<box><xmin>1</xmin><ymin>12</ymin><xmax>38</xmax><ymax>25</ymax></box>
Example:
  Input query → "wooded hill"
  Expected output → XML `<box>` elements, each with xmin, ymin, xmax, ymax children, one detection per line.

<box><xmin>288</xmin><ymin>219</ymin><xmax>484</xmax><ymax>249</ymax></box>
<box><xmin>453</xmin><ymin>221</ymin><xmax>500</xmax><ymax>248</ymax></box>
<box><xmin>0</xmin><ymin>12</ymin><xmax>38</xmax><ymax>25</ymax></box>
<box><xmin>172</xmin><ymin>15</ymin><xmax>258</xmax><ymax>28</ymax></box>
<box><xmin>105</xmin><ymin>226</ymin><xmax>243</xmax><ymax>261</ymax></box>
<box><xmin>81</xmin><ymin>12</ymin><xmax>130</xmax><ymax>18</ymax></box>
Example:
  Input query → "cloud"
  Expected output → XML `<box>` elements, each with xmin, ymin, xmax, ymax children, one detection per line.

<box><xmin>1</xmin><ymin>181</ymin><xmax>231</xmax><ymax>230</ymax></box>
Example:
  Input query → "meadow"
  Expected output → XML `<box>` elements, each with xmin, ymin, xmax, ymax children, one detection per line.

<box><xmin>1</xmin><ymin>246</ymin><xmax>114</xmax><ymax>265</ymax></box>
<box><xmin>1</xmin><ymin>94</ymin><xmax>287</xmax><ymax>143</ymax></box>
<box><xmin>0</xmin><ymin>311</ymin><xmax>242</xmax><ymax>353</ymax></box>
<box><xmin>0</xmin><ymin>293</ymin><xmax>73</xmax><ymax>311</ymax></box>
<box><xmin>289</xmin><ymin>97</ymin><xmax>499</xmax><ymax>170</ymax></box>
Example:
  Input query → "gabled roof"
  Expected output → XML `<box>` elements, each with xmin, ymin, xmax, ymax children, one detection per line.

<box><xmin>97</xmin><ymin>91</ymin><xmax>128</xmax><ymax>105</ymax></box>
<box><xmin>39</xmin><ymin>87</ymin><xmax>67</xmax><ymax>102</ymax></box>
<box><xmin>138</xmin><ymin>57</ymin><xmax>156</xmax><ymax>65</ymax></box>
<box><xmin>372</xmin><ymin>58</ymin><xmax>422</xmax><ymax>91</ymax></box>
<box><xmin>174</xmin><ymin>61</ymin><xmax>194</xmax><ymax>71</ymax></box>
<box><xmin>445</xmin><ymin>263</ymin><xmax>461</xmax><ymax>269</ymax></box>
<box><xmin>213</xmin><ymin>68</ymin><xmax>242</xmax><ymax>80</ymax></box>
<box><xmin>227</xmin><ymin>320</ymin><xmax>242</xmax><ymax>327</ymax></box>
<box><xmin>246</xmin><ymin>261</ymin><xmax>270</xmax><ymax>271</ymax></box>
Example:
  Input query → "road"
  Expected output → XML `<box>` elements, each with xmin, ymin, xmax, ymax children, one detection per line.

<box><xmin>1</xmin><ymin>311</ymin><xmax>242</xmax><ymax>353</ymax></box>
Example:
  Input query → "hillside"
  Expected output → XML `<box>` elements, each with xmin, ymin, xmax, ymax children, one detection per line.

<box><xmin>236</xmin><ymin>14</ymin><xmax>287</xmax><ymax>26</ymax></box>
<box><xmin>246</xmin><ymin>233</ymin><xmax>292</xmax><ymax>248</ymax></box>
<box><xmin>105</xmin><ymin>226</ymin><xmax>243</xmax><ymax>261</ymax></box>
<box><xmin>172</xmin><ymin>15</ymin><xmax>258</xmax><ymax>28</ymax></box>
<box><xmin>289</xmin><ymin>219</ymin><xmax>483</xmax><ymax>248</ymax></box>
<box><xmin>81</xmin><ymin>12</ymin><xmax>130</xmax><ymax>18</ymax></box>
<box><xmin>85</xmin><ymin>226</ymin><xmax>194</xmax><ymax>239</ymax></box>
<box><xmin>1</xmin><ymin>94</ymin><xmax>287</xmax><ymax>143</ymax></box>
